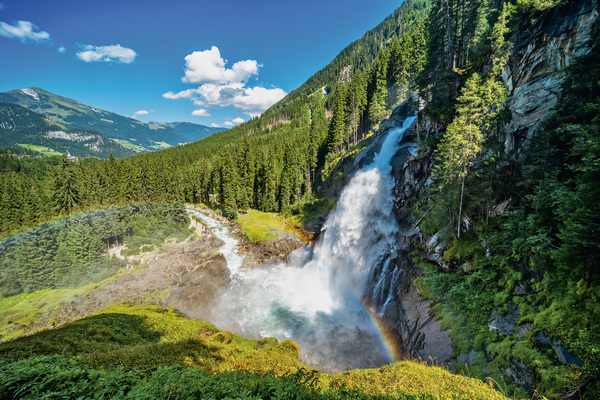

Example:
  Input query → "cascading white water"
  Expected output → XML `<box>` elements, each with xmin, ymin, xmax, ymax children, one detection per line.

<box><xmin>187</xmin><ymin>210</ymin><xmax>245</xmax><ymax>275</ymax></box>
<box><xmin>208</xmin><ymin>115</ymin><xmax>416</xmax><ymax>370</ymax></box>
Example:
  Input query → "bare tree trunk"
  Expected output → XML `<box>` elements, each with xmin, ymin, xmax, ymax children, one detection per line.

<box><xmin>445</xmin><ymin>0</ymin><xmax>455</xmax><ymax>72</ymax></box>
<box><xmin>458</xmin><ymin>177</ymin><xmax>465</xmax><ymax>238</ymax></box>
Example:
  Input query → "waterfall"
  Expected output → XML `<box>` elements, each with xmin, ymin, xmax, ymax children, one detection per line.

<box><xmin>211</xmin><ymin>115</ymin><xmax>416</xmax><ymax>371</ymax></box>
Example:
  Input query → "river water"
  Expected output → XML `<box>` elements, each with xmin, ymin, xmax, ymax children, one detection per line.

<box><xmin>188</xmin><ymin>115</ymin><xmax>415</xmax><ymax>371</ymax></box>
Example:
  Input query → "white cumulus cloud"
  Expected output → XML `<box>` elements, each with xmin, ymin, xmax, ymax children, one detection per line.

<box><xmin>224</xmin><ymin>117</ymin><xmax>245</xmax><ymax>127</ymax></box>
<box><xmin>57</xmin><ymin>46</ymin><xmax>66</xmax><ymax>54</ymax></box>
<box><xmin>76</xmin><ymin>44</ymin><xmax>137</xmax><ymax>64</ymax></box>
<box><xmin>0</xmin><ymin>20</ymin><xmax>50</xmax><ymax>42</ymax></box>
<box><xmin>182</xmin><ymin>46</ymin><xmax>258</xmax><ymax>85</ymax></box>
<box><xmin>191</xmin><ymin>109</ymin><xmax>211</xmax><ymax>117</ymax></box>
<box><xmin>131</xmin><ymin>109</ymin><xmax>153</xmax><ymax>119</ymax></box>
<box><xmin>164</xmin><ymin>46</ymin><xmax>286</xmax><ymax>118</ymax></box>
<box><xmin>231</xmin><ymin>86</ymin><xmax>287</xmax><ymax>117</ymax></box>
<box><xmin>211</xmin><ymin>123</ymin><xmax>220</xmax><ymax>128</ymax></box>
<box><xmin>163</xmin><ymin>88</ymin><xmax>197</xmax><ymax>100</ymax></box>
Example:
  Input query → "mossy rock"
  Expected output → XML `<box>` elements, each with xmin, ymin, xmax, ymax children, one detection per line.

<box><xmin>276</xmin><ymin>339</ymin><xmax>300</xmax><ymax>358</ymax></box>
<box><xmin>257</xmin><ymin>337</ymin><xmax>278</xmax><ymax>349</ymax></box>
<box><xmin>208</xmin><ymin>331</ymin><xmax>233</xmax><ymax>344</ymax></box>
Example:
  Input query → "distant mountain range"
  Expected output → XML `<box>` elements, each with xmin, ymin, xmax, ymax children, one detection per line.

<box><xmin>0</xmin><ymin>101</ymin><xmax>135</xmax><ymax>159</ymax></box>
<box><xmin>149</xmin><ymin>121</ymin><xmax>223</xmax><ymax>142</ymax></box>
<box><xmin>0</xmin><ymin>88</ymin><xmax>225</xmax><ymax>158</ymax></box>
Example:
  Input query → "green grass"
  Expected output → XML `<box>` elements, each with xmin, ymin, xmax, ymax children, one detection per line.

<box><xmin>109</xmin><ymin>138</ymin><xmax>147</xmax><ymax>152</ymax></box>
<box><xmin>0</xmin><ymin>303</ymin><xmax>301</xmax><ymax>374</ymax></box>
<box><xmin>0</xmin><ymin>285</ymin><xmax>99</xmax><ymax>340</ymax></box>
<box><xmin>149</xmin><ymin>141</ymin><xmax>171</xmax><ymax>149</ymax></box>
<box><xmin>0</xmin><ymin>265</ymin><xmax>140</xmax><ymax>342</ymax></box>
<box><xmin>0</xmin><ymin>303</ymin><xmax>511</xmax><ymax>399</ymax></box>
<box><xmin>236</xmin><ymin>209</ymin><xmax>305</xmax><ymax>242</ymax></box>
<box><xmin>16</xmin><ymin>143</ymin><xmax>63</xmax><ymax>157</ymax></box>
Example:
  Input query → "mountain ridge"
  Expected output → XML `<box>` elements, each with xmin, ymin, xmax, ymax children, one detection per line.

<box><xmin>0</xmin><ymin>88</ymin><xmax>225</xmax><ymax>157</ymax></box>
<box><xmin>149</xmin><ymin>120</ymin><xmax>225</xmax><ymax>142</ymax></box>
<box><xmin>0</xmin><ymin>101</ymin><xmax>135</xmax><ymax>159</ymax></box>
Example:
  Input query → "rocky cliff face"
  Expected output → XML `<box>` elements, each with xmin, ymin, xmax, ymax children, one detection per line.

<box><xmin>503</xmin><ymin>0</ymin><xmax>598</xmax><ymax>150</ymax></box>
<box><xmin>363</xmin><ymin>0</ymin><xmax>599</xmax><ymax>373</ymax></box>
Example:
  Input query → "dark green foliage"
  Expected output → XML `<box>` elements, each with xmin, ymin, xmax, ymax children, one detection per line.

<box><xmin>0</xmin><ymin>357</ymin><xmax>438</xmax><ymax>400</ymax></box>
<box><xmin>326</xmin><ymin>83</ymin><xmax>349</xmax><ymax>153</ymax></box>
<box><xmin>271</xmin><ymin>0</ymin><xmax>432</xmax><ymax>113</ymax></box>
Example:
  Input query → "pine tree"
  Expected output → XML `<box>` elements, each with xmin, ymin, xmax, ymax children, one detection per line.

<box><xmin>326</xmin><ymin>83</ymin><xmax>349</xmax><ymax>153</ymax></box>
<box><xmin>347</xmin><ymin>69</ymin><xmax>368</xmax><ymax>145</ymax></box>
<box><xmin>52</xmin><ymin>159</ymin><xmax>80</xmax><ymax>214</ymax></box>
<box><xmin>219</xmin><ymin>153</ymin><xmax>238</xmax><ymax>218</ymax></box>
<box><xmin>368</xmin><ymin>49</ymin><xmax>390</xmax><ymax>125</ymax></box>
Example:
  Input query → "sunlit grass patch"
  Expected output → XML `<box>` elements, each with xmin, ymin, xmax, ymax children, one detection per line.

<box><xmin>236</xmin><ymin>209</ymin><xmax>303</xmax><ymax>242</ymax></box>
<box><xmin>16</xmin><ymin>143</ymin><xmax>63</xmax><ymax>157</ymax></box>
<box><xmin>320</xmin><ymin>361</ymin><xmax>511</xmax><ymax>399</ymax></box>
<box><xmin>0</xmin><ymin>286</ymin><xmax>92</xmax><ymax>340</ymax></box>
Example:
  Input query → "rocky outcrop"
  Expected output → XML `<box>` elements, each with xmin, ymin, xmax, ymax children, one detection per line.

<box><xmin>237</xmin><ymin>235</ymin><xmax>304</xmax><ymax>266</ymax></box>
<box><xmin>166</xmin><ymin>252</ymin><xmax>231</xmax><ymax>318</ymax></box>
<box><xmin>378</xmin><ymin>120</ymin><xmax>454</xmax><ymax>363</ymax></box>
<box><xmin>379</xmin><ymin>263</ymin><xmax>453</xmax><ymax>362</ymax></box>
<box><xmin>503</xmin><ymin>0</ymin><xmax>599</xmax><ymax>150</ymax></box>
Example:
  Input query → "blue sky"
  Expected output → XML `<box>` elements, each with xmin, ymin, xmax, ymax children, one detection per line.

<box><xmin>1</xmin><ymin>0</ymin><xmax>402</xmax><ymax>128</ymax></box>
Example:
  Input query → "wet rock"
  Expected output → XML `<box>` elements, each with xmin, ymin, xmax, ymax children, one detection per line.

<box><xmin>501</xmin><ymin>360</ymin><xmax>535</xmax><ymax>392</ymax></box>
<box><xmin>238</xmin><ymin>235</ymin><xmax>304</xmax><ymax>266</ymax></box>
<box><xmin>451</xmin><ymin>349</ymin><xmax>479</xmax><ymax>371</ymax></box>
<box><xmin>377</xmin><ymin>264</ymin><xmax>454</xmax><ymax>363</ymax></box>
<box><xmin>166</xmin><ymin>252</ymin><xmax>231</xmax><ymax>318</ymax></box>
<box><xmin>535</xmin><ymin>330</ymin><xmax>583</xmax><ymax>366</ymax></box>
<box><xmin>517</xmin><ymin>322</ymin><xmax>532</xmax><ymax>340</ymax></box>
<box><xmin>488</xmin><ymin>303</ymin><xmax>520</xmax><ymax>336</ymax></box>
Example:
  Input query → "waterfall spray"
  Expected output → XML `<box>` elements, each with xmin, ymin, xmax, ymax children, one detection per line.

<box><xmin>206</xmin><ymin>115</ymin><xmax>416</xmax><ymax>370</ymax></box>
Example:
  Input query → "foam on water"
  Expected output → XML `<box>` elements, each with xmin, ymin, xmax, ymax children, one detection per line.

<box><xmin>199</xmin><ymin>116</ymin><xmax>416</xmax><ymax>370</ymax></box>
<box><xmin>188</xmin><ymin>210</ymin><xmax>245</xmax><ymax>276</ymax></box>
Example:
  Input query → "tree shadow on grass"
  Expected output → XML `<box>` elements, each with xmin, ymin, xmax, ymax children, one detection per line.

<box><xmin>0</xmin><ymin>311</ymin><xmax>219</xmax><ymax>370</ymax></box>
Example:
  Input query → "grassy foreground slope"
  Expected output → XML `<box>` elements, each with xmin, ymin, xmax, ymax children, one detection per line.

<box><xmin>0</xmin><ymin>304</ymin><xmax>510</xmax><ymax>400</ymax></box>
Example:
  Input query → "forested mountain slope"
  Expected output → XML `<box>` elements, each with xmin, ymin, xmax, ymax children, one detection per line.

<box><xmin>0</xmin><ymin>0</ymin><xmax>433</xmax><ymax>235</ymax></box>
<box><xmin>0</xmin><ymin>88</ymin><xmax>188</xmax><ymax>152</ymax></box>
<box><xmin>0</xmin><ymin>102</ymin><xmax>135</xmax><ymax>159</ymax></box>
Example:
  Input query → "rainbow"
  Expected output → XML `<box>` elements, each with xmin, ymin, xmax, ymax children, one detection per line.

<box><xmin>321</xmin><ymin>253</ymin><xmax>404</xmax><ymax>366</ymax></box>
